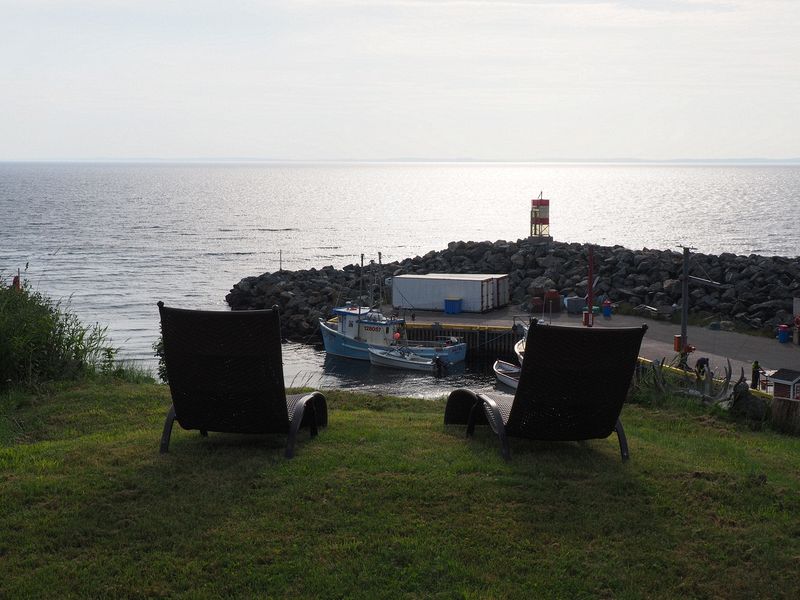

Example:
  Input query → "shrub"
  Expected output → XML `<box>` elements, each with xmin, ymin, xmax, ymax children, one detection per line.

<box><xmin>152</xmin><ymin>333</ymin><xmax>168</xmax><ymax>383</ymax></box>
<box><xmin>0</xmin><ymin>275</ymin><xmax>117</xmax><ymax>390</ymax></box>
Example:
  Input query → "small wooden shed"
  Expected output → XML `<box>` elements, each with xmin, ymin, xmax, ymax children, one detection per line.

<box><xmin>769</xmin><ymin>368</ymin><xmax>800</xmax><ymax>400</ymax></box>
<box><xmin>769</xmin><ymin>368</ymin><xmax>800</xmax><ymax>435</ymax></box>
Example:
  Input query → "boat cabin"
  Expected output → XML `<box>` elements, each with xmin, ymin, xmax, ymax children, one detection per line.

<box><xmin>331</xmin><ymin>305</ymin><xmax>406</xmax><ymax>347</ymax></box>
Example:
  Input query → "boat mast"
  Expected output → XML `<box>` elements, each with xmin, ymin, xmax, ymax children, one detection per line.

<box><xmin>368</xmin><ymin>258</ymin><xmax>374</xmax><ymax>308</ymax></box>
<box><xmin>360</xmin><ymin>253</ymin><xmax>364</xmax><ymax>307</ymax></box>
<box><xmin>378</xmin><ymin>251</ymin><xmax>383</xmax><ymax>309</ymax></box>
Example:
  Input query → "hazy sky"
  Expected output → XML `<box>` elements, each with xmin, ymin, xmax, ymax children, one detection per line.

<box><xmin>2</xmin><ymin>0</ymin><xmax>798</xmax><ymax>161</ymax></box>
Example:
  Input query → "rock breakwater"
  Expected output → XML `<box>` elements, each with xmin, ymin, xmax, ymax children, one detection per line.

<box><xmin>226</xmin><ymin>239</ymin><xmax>800</xmax><ymax>341</ymax></box>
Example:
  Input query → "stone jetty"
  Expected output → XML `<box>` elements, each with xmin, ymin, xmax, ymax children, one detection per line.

<box><xmin>226</xmin><ymin>239</ymin><xmax>800</xmax><ymax>341</ymax></box>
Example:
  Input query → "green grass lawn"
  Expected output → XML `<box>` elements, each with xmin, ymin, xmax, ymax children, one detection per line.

<box><xmin>2</xmin><ymin>381</ymin><xmax>799</xmax><ymax>598</ymax></box>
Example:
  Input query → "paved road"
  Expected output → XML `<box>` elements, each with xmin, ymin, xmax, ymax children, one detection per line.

<box><xmin>397</xmin><ymin>305</ymin><xmax>800</xmax><ymax>383</ymax></box>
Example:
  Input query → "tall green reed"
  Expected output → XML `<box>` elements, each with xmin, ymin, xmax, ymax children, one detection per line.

<box><xmin>0</xmin><ymin>274</ymin><xmax>118</xmax><ymax>389</ymax></box>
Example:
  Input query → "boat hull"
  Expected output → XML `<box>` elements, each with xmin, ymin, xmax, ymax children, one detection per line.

<box><xmin>368</xmin><ymin>348</ymin><xmax>436</xmax><ymax>372</ymax></box>
<box><xmin>319</xmin><ymin>319</ymin><xmax>466</xmax><ymax>363</ymax></box>
<box><xmin>514</xmin><ymin>338</ymin><xmax>525</xmax><ymax>366</ymax></box>
<box><xmin>493</xmin><ymin>359</ymin><xmax>520</xmax><ymax>389</ymax></box>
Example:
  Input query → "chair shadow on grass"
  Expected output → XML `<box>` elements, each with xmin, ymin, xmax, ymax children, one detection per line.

<box><xmin>442</xmin><ymin>421</ymin><xmax>632</xmax><ymax>466</ymax></box>
<box><xmin>439</xmin><ymin>417</ymin><xmax>670</xmax><ymax>589</ymax></box>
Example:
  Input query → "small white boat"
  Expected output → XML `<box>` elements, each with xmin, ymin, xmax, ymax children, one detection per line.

<box><xmin>493</xmin><ymin>359</ymin><xmax>521</xmax><ymax>389</ymax></box>
<box><xmin>514</xmin><ymin>338</ymin><xmax>525</xmax><ymax>366</ymax></box>
<box><xmin>368</xmin><ymin>347</ymin><xmax>443</xmax><ymax>372</ymax></box>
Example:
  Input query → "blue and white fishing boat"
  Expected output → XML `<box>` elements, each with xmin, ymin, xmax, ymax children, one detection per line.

<box><xmin>319</xmin><ymin>303</ymin><xmax>467</xmax><ymax>364</ymax></box>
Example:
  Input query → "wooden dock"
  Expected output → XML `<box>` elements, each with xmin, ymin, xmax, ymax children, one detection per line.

<box><xmin>401</xmin><ymin>310</ymin><xmax>527</xmax><ymax>361</ymax></box>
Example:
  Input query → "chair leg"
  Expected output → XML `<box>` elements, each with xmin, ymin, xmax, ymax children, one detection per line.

<box><xmin>286</xmin><ymin>397</ymin><xmax>309</xmax><ymax>459</ymax></box>
<box><xmin>615</xmin><ymin>418</ymin><xmax>630</xmax><ymax>462</ymax></box>
<box><xmin>160</xmin><ymin>405</ymin><xmax>177</xmax><ymax>454</ymax></box>
<box><xmin>466</xmin><ymin>401</ymin><xmax>481</xmax><ymax>437</ymax></box>
<box><xmin>308</xmin><ymin>402</ymin><xmax>319</xmax><ymax>438</ymax></box>
<box><xmin>313</xmin><ymin>392</ymin><xmax>328</xmax><ymax>428</ymax></box>
<box><xmin>466</xmin><ymin>398</ymin><xmax>511</xmax><ymax>461</ymax></box>
<box><xmin>498</xmin><ymin>428</ymin><xmax>511</xmax><ymax>462</ymax></box>
<box><xmin>285</xmin><ymin>418</ymin><xmax>302</xmax><ymax>459</ymax></box>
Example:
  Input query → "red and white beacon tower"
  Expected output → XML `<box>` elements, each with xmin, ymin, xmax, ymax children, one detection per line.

<box><xmin>530</xmin><ymin>193</ymin><xmax>550</xmax><ymax>238</ymax></box>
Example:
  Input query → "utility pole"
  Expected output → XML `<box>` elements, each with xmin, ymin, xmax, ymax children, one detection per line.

<box><xmin>679</xmin><ymin>246</ymin><xmax>722</xmax><ymax>357</ymax></box>
<box><xmin>680</xmin><ymin>246</ymin><xmax>692</xmax><ymax>352</ymax></box>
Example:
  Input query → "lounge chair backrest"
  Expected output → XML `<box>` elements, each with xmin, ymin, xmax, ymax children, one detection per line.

<box><xmin>158</xmin><ymin>303</ymin><xmax>289</xmax><ymax>434</ymax></box>
<box><xmin>507</xmin><ymin>321</ymin><xmax>646</xmax><ymax>441</ymax></box>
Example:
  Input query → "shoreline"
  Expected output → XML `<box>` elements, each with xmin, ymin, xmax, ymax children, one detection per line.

<box><xmin>226</xmin><ymin>237</ymin><xmax>800</xmax><ymax>344</ymax></box>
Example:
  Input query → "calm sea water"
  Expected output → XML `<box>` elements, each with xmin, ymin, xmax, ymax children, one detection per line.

<box><xmin>2</xmin><ymin>162</ymin><xmax>798</xmax><ymax>396</ymax></box>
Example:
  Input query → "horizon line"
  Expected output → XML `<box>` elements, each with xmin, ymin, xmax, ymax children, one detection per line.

<box><xmin>2</xmin><ymin>157</ymin><xmax>800</xmax><ymax>165</ymax></box>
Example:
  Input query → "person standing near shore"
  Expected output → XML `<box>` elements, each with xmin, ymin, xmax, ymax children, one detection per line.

<box><xmin>695</xmin><ymin>357</ymin><xmax>709</xmax><ymax>379</ymax></box>
<box><xmin>751</xmin><ymin>360</ymin><xmax>761</xmax><ymax>389</ymax></box>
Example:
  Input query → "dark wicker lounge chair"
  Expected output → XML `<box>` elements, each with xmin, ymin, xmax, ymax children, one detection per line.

<box><xmin>445</xmin><ymin>320</ymin><xmax>646</xmax><ymax>461</ymax></box>
<box><xmin>157</xmin><ymin>302</ymin><xmax>327</xmax><ymax>458</ymax></box>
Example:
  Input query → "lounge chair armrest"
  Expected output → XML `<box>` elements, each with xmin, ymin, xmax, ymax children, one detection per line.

<box><xmin>302</xmin><ymin>391</ymin><xmax>328</xmax><ymax>427</ymax></box>
<box><xmin>475</xmin><ymin>394</ymin><xmax>505</xmax><ymax>436</ymax></box>
<box><xmin>467</xmin><ymin>393</ymin><xmax>511</xmax><ymax>461</ymax></box>
<box><xmin>444</xmin><ymin>388</ymin><xmax>481</xmax><ymax>425</ymax></box>
<box><xmin>286</xmin><ymin>392</ymin><xmax>325</xmax><ymax>458</ymax></box>
<box><xmin>290</xmin><ymin>393</ymin><xmax>321</xmax><ymax>434</ymax></box>
<box><xmin>309</xmin><ymin>391</ymin><xmax>328</xmax><ymax>427</ymax></box>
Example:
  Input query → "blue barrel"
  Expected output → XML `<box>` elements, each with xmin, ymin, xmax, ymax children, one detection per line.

<box><xmin>602</xmin><ymin>302</ymin><xmax>612</xmax><ymax>317</ymax></box>
<box><xmin>444</xmin><ymin>298</ymin><xmax>462</xmax><ymax>314</ymax></box>
<box><xmin>778</xmin><ymin>324</ymin><xmax>790</xmax><ymax>343</ymax></box>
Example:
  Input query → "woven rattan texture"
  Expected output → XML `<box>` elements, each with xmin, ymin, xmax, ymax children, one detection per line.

<box><xmin>159</xmin><ymin>305</ymin><xmax>289</xmax><ymax>434</ymax></box>
<box><xmin>506</xmin><ymin>323</ymin><xmax>646</xmax><ymax>441</ymax></box>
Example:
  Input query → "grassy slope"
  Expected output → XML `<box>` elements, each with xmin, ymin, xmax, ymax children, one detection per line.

<box><xmin>1</xmin><ymin>382</ymin><xmax>799</xmax><ymax>599</ymax></box>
